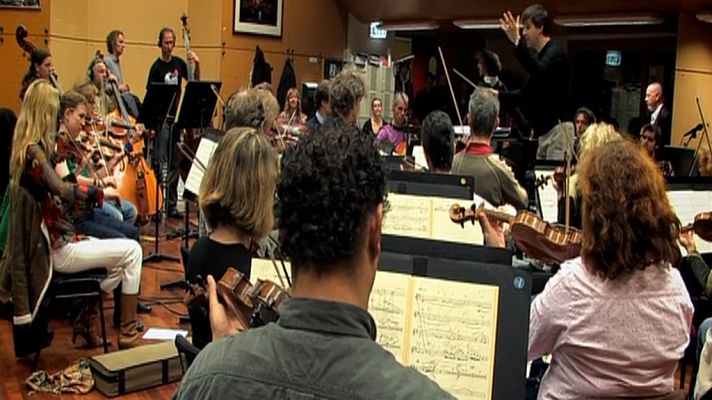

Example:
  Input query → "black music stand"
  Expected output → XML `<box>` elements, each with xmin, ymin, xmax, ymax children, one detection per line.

<box><xmin>141</xmin><ymin>82</ymin><xmax>180</xmax><ymax>264</ymax></box>
<box><xmin>160</xmin><ymin>81</ymin><xmax>221</xmax><ymax>290</ymax></box>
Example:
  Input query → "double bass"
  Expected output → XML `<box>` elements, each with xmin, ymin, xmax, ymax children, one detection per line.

<box><xmin>16</xmin><ymin>25</ymin><xmax>62</xmax><ymax>94</ymax></box>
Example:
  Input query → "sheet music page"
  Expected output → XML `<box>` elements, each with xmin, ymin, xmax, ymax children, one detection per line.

<box><xmin>383</xmin><ymin>193</ymin><xmax>432</xmax><ymax>239</ymax></box>
<box><xmin>408</xmin><ymin>276</ymin><xmax>500</xmax><ymax>400</ymax></box>
<box><xmin>431</xmin><ymin>197</ymin><xmax>483</xmax><ymax>245</ymax></box>
<box><xmin>184</xmin><ymin>137</ymin><xmax>219</xmax><ymax>197</ymax></box>
<box><xmin>535</xmin><ymin>170</ymin><xmax>559</xmax><ymax>223</ymax></box>
<box><xmin>368</xmin><ymin>271</ymin><xmax>412</xmax><ymax>361</ymax></box>
<box><xmin>668</xmin><ymin>190</ymin><xmax>712</xmax><ymax>253</ymax></box>
<box><xmin>250</xmin><ymin>258</ymin><xmax>291</xmax><ymax>289</ymax></box>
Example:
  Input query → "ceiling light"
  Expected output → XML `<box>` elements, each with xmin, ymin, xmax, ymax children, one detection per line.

<box><xmin>554</xmin><ymin>14</ymin><xmax>663</xmax><ymax>27</ymax></box>
<box><xmin>453</xmin><ymin>19</ymin><xmax>501</xmax><ymax>30</ymax></box>
<box><xmin>378</xmin><ymin>21</ymin><xmax>439</xmax><ymax>31</ymax></box>
<box><xmin>696</xmin><ymin>12</ymin><xmax>712</xmax><ymax>23</ymax></box>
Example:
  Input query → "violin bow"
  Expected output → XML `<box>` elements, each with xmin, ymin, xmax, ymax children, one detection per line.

<box><xmin>88</xmin><ymin>121</ymin><xmax>114</xmax><ymax>182</ymax></box>
<box><xmin>437</xmin><ymin>47</ymin><xmax>465</xmax><ymax>127</ymax></box>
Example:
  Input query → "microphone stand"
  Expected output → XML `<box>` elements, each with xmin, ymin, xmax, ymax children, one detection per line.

<box><xmin>144</xmin><ymin>91</ymin><xmax>181</xmax><ymax>264</ymax></box>
<box><xmin>688</xmin><ymin>97</ymin><xmax>712</xmax><ymax>176</ymax></box>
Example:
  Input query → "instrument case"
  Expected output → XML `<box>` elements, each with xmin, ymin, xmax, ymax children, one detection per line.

<box><xmin>88</xmin><ymin>341</ymin><xmax>182</xmax><ymax>397</ymax></box>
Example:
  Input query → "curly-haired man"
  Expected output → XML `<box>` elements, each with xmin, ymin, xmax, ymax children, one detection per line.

<box><xmin>174</xmin><ymin>124</ymin><xmax>454</xmax><ymax>399</ymax></box>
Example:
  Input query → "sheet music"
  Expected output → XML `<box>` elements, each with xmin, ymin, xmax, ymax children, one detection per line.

<box><xmin>383</xmin><ymin>194</ymin><xmax>431</xmax><ymax>238</ymax></box>
<box><xmin>668</xmin><ymin>190</ymin><xmax>712</xmax><ymax>253</ymax></box>
<box><xmin>368</xmin><ymin>271</ymin><xmax>411</xmax><ymax>360</ymax></box>
<box><xmin>412</xmin><ymin>146</ymin><xmax>428</xmax><ymax>170</ymax></box>
<box><xmin>408</xmin><ymin>276</ymin><xmax>499</xmax><ymax>400</ymax></box>
<box><xmin>535</xmin><ymin>170</ymin><xmax>559</xmax><ymax>223</ymax></box>
<box><xmin>250</xmin><ymin>258</ymin><xmax>290</xmax><ymax>289</ymax></box>
<box><xmin>184</xmin><ymin>136</ymin><xmax>219</xmax><ymax>198</ymax></box>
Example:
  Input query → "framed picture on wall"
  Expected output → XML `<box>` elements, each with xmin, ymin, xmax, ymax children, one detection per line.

<box><xmin>324</xmin><ymin>59</ymin><xmax>343</xmax><ymax>80</ymax></box>
<box><xmin>0</xmin><ymin>0</ymin><xmax>40</xmax><ymax>9</ymax></box>
<box><xmin>234</xmin><ymin>0</ymin><xmax>283</xmax><ymax>37</ymax></box>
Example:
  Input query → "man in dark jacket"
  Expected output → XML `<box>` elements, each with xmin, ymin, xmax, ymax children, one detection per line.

<box><xmin>498</xmin><ymin>4</ymin><xmax>570</xmax><ymax>151</ymax></box>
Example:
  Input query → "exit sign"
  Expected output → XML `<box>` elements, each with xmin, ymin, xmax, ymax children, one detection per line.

<box><xmin>370</xmin><ymin>23</ymin><xmax>387</xmax><ymax>39</ymax></box>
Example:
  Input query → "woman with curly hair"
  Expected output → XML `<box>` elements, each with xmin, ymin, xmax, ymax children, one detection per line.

<box><xmin>529</xmin><ymin>139</ymin><xmax>693</xmax><ymax>399</ymax></box>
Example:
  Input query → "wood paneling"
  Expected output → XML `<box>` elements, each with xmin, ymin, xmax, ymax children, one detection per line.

<box><xmin>672</xmin><ymin>13</ymin><xmax>712</xmax><ymax>148</ymax></box>
<box><xmin>0</xmin><ymin>0</ymin><xmax>52</xmax><ymax>112</ymax></box>
<box><xmin>219</xmin><ymin>0</ymin><xmax>347</xmax><ymax>98</ymax></box>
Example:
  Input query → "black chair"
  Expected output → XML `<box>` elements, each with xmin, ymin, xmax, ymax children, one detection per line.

<box><xmin>175</xmin><ymin>334</ymin><xmax>200</xmax><ymax>373</ymax></box>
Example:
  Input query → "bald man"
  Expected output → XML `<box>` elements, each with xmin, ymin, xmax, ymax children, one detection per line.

<box><xmin>645</xmin><ymin>82</ymin><xmax>671</xmax><ymax>145</ymax></box>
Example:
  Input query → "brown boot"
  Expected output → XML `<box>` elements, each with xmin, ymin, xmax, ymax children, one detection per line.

<box><xmin>73</xmin><ymin>300</ymin><xmax>111</xmax><ymax>349</ymax></box>
<box><xmin>118</xmin><ymin>293</ymin><xmax>143</xmax><ymax>349</ymax></box>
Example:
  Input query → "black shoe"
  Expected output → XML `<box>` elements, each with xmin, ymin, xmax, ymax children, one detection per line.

<box><xmin>137</xmin><ymin>301</ymin><xmax>152</xmax><ymax>314</ymax></box>
<box><xmin>167</xmin><ymin>209</ymin><xmax>184</xmax><ymax>219</ymax></box>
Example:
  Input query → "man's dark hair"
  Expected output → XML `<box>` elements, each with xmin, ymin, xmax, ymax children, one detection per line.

<box><xmin>421</xmin><ymin>111</ymin><xmax>454</xmax><ymax>171</ymax></box>
<box><xmin>476</xmin><ymin>51</ymin><xmax>502</xmax><ymax>76</ymax></box>
<box><xmin>106</xmin><ymin>30</ymin><xmax>123</xmax><ymax>54</ymax></box>
<box><xmin>575</xmin><ymin>107</ymin><xmax>596</xmax><ymax>125</ymax></box>
<box><xmin>315</xmin><ymin>79</ymin><xmax>330</xmax><ymax>111</ymax></box>
<box><xmin>640</xmin><ymin>123</ymin><xmax>662</xmax><ymax>145</ymax></box>
<box><xmin>278</xmin><ymin>123</ymin><xmax>387</xmax><ymax>273</ymax></box>
<box><xmin>521</xmin><ymin>4</ymin><xmax>550</xmax><ymax>35</ymax></box>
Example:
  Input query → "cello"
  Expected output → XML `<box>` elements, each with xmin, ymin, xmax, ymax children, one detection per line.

<box><xmin>95</xmin><ymin>51</ymin><xmax>164</xmax><ymax>225</ymax></box>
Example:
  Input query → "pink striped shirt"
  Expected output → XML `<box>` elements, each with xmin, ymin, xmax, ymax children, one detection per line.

<box><xmin>529</xmin><ymin>257</ymin><xmax>693</xmax><ymax>399</ymax></box>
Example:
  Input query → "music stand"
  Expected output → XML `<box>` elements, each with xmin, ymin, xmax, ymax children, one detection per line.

<box><xmin>662</xmin><ymin>146</ymin><xmax>698</xmax><ymax>178</ymax></box>
<box><xmin>160</xmin><ymin>81</ymin><xmax>221</xmax><ymax>290</ymax></box>
<box><xmin>139</xmin><ymin>83</ymin><xmax>181</xmax><ymax>264</ymax></box>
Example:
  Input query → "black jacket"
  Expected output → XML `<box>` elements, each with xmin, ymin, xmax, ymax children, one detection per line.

<box><xmin>653</xmin><ymin>104</ymin><xmax>672</xmax><ymax>145</ymax></box>
<box><xmin>499</xmin><ymin>39</ymin><xmax>569</xmax><ymax>137</ymax></box>
<box><xmin>251</xmin><ymin>46</ymin><xmax>272</xmax><ymax>87</ymax></box>
<box><xmin>276</xmin><ymin>58</ymin><xmax>297</xmax><ymax>112</ymax></box>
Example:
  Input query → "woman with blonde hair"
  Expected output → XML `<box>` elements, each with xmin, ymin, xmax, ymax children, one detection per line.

<box><xmin>556</xmin><ymin>122</ymin><xmax>621</xmax><ymax>228</ymax></box>
<box><xmin>8</xmin><ymin>79</ymin><xmax>144</xmax><ymax>349</ymax></box>
<box><xmin>529</xmin><ymin>139</ymin><xmax>692</xmax><ymax>398</ymax></box>
<box><xmin>187</xmin><ymin>126</ymin><xmax>279</xmax><ymax>348</ymax></box>
<box><xmin>277</xmin><ymin>87</ymin><xmax>307</xmax><ymax>136</ymax></box>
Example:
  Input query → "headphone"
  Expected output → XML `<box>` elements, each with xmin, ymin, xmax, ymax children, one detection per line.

<box><xmin>87</xmin><ymin>57</ymin><xmax>103</xmax><ymax>81</ymax></box>
<box><xmin>157</xmin><ymin>27</ymin><xmax>174</xmax><ymax>47</ymax></box>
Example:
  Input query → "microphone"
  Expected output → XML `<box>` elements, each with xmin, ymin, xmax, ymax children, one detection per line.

<box><xmin>683</xmin><ymin>123</ymin><xmax>704</xmax><ymax>138</ymax></box>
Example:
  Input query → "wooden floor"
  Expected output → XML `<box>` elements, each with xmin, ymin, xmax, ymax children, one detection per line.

<box><xmin>0</xmin><ymin>208</ymin><xmax>698</xmax><ymax>399</ymax></box>
<box><xmin>0</xmin><ymin>212</ymin><xmax>195</xmax><ymax>400</ymax></box>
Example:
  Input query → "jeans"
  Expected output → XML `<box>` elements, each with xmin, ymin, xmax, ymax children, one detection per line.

<box><xmin>97</xmin><ymin>199</ymin><xmax>137</xmax><ymax>225</ymax></box>
<box><xmin>74</xmin><ymin>211</ymin><xmax>139</xmax><ymax>241</ymax></box>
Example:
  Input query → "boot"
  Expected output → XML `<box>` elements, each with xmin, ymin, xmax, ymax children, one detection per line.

<box><xmin>73</xmin><ymin>300</ymin><xmax>110</xmax><ymax>349</ymax></box>
<box><xmin>118</xmin><ymin>293</ymin><xmax>143</xmax><ymax>349</ymax></box>
<box><xmin>113</xmin><ymin>287</ymin><xmax>144</xmax><ymax>331</ymax></box>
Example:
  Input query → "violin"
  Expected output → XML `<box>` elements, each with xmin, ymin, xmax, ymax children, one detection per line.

<box><xmin>682</xmin><ymin>212</ymin><xmax>712</xmax><ymax>242</ymax></box>
<box><xmin>186</xmin><ymin>267</ymin><xmax>290</xmax><ymax>332</ymax></box>
<box><xmin>450</xmin><ymin>203</ymin><xmax>582</xmax><ymax>264</ymax></box>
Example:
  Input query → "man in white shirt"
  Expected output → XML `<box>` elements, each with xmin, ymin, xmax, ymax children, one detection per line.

<box><xmin>645</xmin><ymin>82</ymin><xmax>672</xmax><ymax>145</ymax></box>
